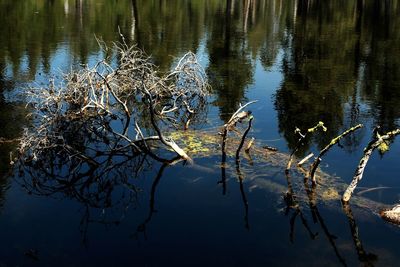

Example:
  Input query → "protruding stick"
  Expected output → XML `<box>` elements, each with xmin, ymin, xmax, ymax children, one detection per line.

<box><xmin>310</xmin><ymin>124</ymin><xmax>363</xmax><ymax>183</ymax></box>
<box><xmin>343</xmin><ymin>128</ymin><xmax>400</xmax><ymax>202</ymax></box>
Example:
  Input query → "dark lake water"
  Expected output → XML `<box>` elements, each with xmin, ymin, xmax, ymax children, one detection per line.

<box><xmin>1</xmin><ymin>0</ymin><xmax>400</xmax><ymax>266</ymax></box>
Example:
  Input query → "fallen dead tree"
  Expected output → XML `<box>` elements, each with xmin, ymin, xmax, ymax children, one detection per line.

<box><xmin>12</xmin><ymin>41</ymin><xmax>209</xmax><ymax>227</ymax></box>
<box><xmin>11</xmin><ymin>38</ymin><xmax>400</xmax><ymax>230</ymax></box>
<box><xmin>18</xmin><ymin>41</ymin><xmax>209</xmax><ymax>167</ymax></box>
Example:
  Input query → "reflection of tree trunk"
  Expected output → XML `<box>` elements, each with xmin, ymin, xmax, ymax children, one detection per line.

<box><xmin>293</xmin><ymin>0</ymin><xmax>298</xmax><ymax>25</ymax></box>
<box><xmin>230</xmin><ymin>0</ymin><xmax>235</xmax><ymax>15</ymax></box>
<box><xmin>225</xmin><ymin>0</ymin><xmax>233</xmax><ymax>56</ymax></box>
<box><xmin>64</xmin><ymin>0</ymin><xmax>69</xmax><ymax>15</ymax></box>
<box><xmin>131</xmin><ymin>0</ymin><xmax>141</xmax><ymax>46</ymax></box>
<box><xmin>243</xmin><ymin>0</ymin><xmax>251</xmax><ymax>33</ymax></box>
<box><xmin>297</xmin><ymin>0</ymin><xmax>309</xmax><ymax>17</ymax></box>
<box><xmin>351</xmin><ymin>0</ymin><xmax>363</xmax><ymax>128</ymax></box>
<box><xmin>354</xmin><ymin>0</ymin><xmax>363</xmax><ymax>74</ymax></box>
<box><xmin>252</xmin><ymin>0</ymin><xmax>256</xmax><ymax>26</ymax></box>
<box><xmin>75</xmin><ymin>0</ymin><xmax>83</xmax><ymax>28</ymax></box>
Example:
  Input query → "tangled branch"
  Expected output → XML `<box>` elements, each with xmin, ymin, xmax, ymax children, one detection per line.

<box><xmin>18</xmin><ymin>43</ymin><xmax>209</xmax><ymax>168</ymax></box>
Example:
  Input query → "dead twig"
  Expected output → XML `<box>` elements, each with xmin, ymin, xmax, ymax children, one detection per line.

<box><xmin>286</xmin><ymin>121</ymin><xmax>327</xmax><ymax>172</ymax></box>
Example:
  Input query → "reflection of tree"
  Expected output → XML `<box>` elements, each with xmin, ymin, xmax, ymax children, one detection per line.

<box><xmin>275</xmin><ymin>0</ymin><xmax>400</xmax><ymax>152</ymax></box>
<box><xmin>0</xmin><ymin>0</ymin><xmax>135</xmax><ymax>80</ymax></box>
<box><xmin>206</xmin><ymin>0</ymin><xmax>254</xmax><ymax>122</ymax></box>
<box><xmin>131</xmin><ymin>0</ymin><xmax>205</xmax><ymax>70</ymax></box>
<box><xmin>358</xmin><ymin>1</ymin><xmax>400</xmax><ymax>131</ymax></box>
<box><xmin>274</xmin><ymin>0</ymin><xmax>364</xmax><ymax>153</ymax></box>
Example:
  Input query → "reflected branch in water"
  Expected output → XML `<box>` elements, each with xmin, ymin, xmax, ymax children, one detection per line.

<box><xmin>134</xmin><ymin>161</ymin><xmax>171</xmax><ymax>239</ymax></box>
<box><xmin>218</xmin><ymin>126</ymin><xmax>228</xmax><ymax>195</ymax></box>
<box><xmin>302</xmin><ymin>173</ymin><xmax>348</xmax><ymax>267</ymax></box>
<box><xmin>342</xmin><ymin>202</ymin><xmax>378</xmax><ymax>267</ymax></box>
<box><xmin>233</xmin><ymin>111</ymin><xmax>254</xmax><ymax>230</ymax></box>
<box><xmin>218</xmin><ymin>102</ymin><xmax>255</xmax><ymax>195</ymax></box>
<box><xmin>235</xmin><ymin>160</ymin><xmax>250</xmax><ymax>230</ymax></box>
<box><xmin>284</xmin><ymin>171</ymin><xmax>317</xmax><ymax>243</ymax></box>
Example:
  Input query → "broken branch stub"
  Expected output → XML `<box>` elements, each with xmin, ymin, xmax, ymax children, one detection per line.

<box><xmin>380</xmin><ymin>205</ymin><xmax>400</xmax><ymax>225</ymax></box>
<box><xmin>286</xmin><ymin>121</ymin><xmax>327</xmax><ymax>172</ymax></box>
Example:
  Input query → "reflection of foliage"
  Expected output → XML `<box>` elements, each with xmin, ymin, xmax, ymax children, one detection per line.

<box><xmin>275</xmin><ymin>0</ymin><xmax>400</xmax><ymax>152</ymax></box>
<box><xmin>358</xmin><ymin>1</ymin><xmax>400</xmax><ymax>130</ymax></box>
<box><xmin>206</xmin><ymin>0</ymin><xmax>254</xmax><ymax>122</ymax></box>
<box><xmin>275</xmin><ymin>0</ymin><xmax>362</xmax><ymax>153</ymax></box>
<box><xmin>0</xmin><ymin>0</ymin><xmax>135</xmax><ymax>79</ymax></box>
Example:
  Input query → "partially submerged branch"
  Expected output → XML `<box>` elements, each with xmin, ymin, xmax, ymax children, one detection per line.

<box><xmin>219</xmin><ymin>101</ymin><xmax>255</xmax><ymax>196</ymax></box>
<box><xmin>19</xmin><ymin>43</ymin><xmax>208</xmax><ymax>166</ymax></box>
<box><xmin>342</xmin><ymin>128</ymin><xmax>400</xmax><ymax>203</ymax></box>
<box><xmin>310</xmin><ymin>124</ymin><xmax>363</xmax><ymax>184</ymax></box>
<box><xmin>235</xmin><ymin>117</ymin><xmax>254</xmax><ymax>163</ymax></box>
<box><xmin>286</xmin><ymin>121</ymin><xmax>327</xmax><ymax>172</ymax></box>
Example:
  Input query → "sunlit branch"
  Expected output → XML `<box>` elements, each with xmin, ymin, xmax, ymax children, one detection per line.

<box><xmin>343</xmin><ymin>128</ymin><xmax>400</xmax><ymax>202</ymax></box>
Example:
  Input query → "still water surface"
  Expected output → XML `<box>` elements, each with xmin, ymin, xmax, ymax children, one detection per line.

<box><xmin>0</xmin><ymin>0</ymin><xmax>400</xmax><ymax>266</ymax></box>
